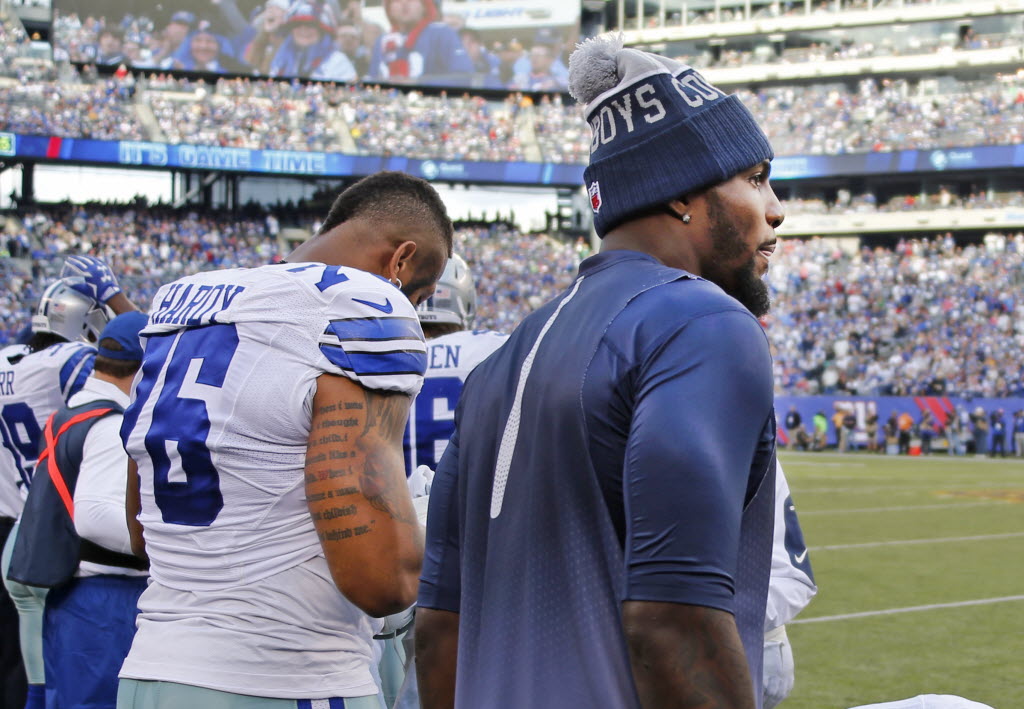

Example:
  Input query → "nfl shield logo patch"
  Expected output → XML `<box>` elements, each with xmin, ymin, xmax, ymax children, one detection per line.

<box><xmin>589</xmin><ymin>181</ymin><xmax>602</xmax><ymax>213</ymax></box>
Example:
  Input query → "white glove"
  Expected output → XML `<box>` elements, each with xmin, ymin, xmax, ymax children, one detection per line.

<box><xmin>407</xmin><ymin>465</ymin><xmax>434</xmax><ymax>499</ymax></box>
<box><xmin>763</xmin><ymin>626</ymin><xmax>795</xmax><ymax>709</ymax></box>
<box><xmin>412</xmin><ymin>496</ymin><xmax>430</xmax><ymax>527</ymax></box>
<box><xmin>375</xmin><ymin>604</ymin><xmax>415</xmax><ymax>639</ymax></box>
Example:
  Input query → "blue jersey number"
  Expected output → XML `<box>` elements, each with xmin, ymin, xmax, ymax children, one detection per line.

<box><xmin>0</xmin><ymin>403</ymin><xmax>42</xmax><ymax>487</ymax></box>
<box><xmin>133</xmin><ymin>325</ymin><xmax>239</xmax><ymax>526</ymax></box>
<box><xmin>412</xmin><ymin>376</ymin><xmax>463</xmax><ymax>469</ymax></box>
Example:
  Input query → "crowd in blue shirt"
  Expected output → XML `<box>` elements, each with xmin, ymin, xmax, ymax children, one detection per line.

<box><xmin>3</xmin><ymin>205</ymin><xmax>1022</xmax><ymax>399</ymax></box>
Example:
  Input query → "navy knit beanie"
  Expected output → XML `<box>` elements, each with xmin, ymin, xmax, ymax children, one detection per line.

<box><xmin>568</xmin><ymin>34</ymin><xmax>774</xmax><ymax>238</ymax></box>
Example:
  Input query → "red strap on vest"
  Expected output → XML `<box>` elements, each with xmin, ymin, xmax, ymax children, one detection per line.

<box><xmin>36</xmin><ymin>408</ymin><xmax>114</xmax><ymax>522</ymax></box>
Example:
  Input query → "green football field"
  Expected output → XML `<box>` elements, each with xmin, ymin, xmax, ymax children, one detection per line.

<box><xmin>779</xmin><ymin>451</ymin><xmax>1024</xmax><ymax>709</ymax></box>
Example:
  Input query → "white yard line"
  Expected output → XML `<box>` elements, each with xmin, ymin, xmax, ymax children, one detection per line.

<box><xmin>800</xmin><ymin>500</ymin><xmax>1009</xmax><ymax>515</ymax></box>
<box><xmin>791</xmin><ymin>595</ymin><xmax>1024</xmax><ymax>624</ymax></box>
<box><xmin>809</xmin><ymin>531</ymin><xmax>1024</xmax><ymax>551</ymax></box>
<box><xmin>781</xmin><ymin>460</ymin><xmax>867</xmax><ymax>467</ymax></box>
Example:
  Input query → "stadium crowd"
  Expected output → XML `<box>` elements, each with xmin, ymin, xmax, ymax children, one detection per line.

<box><xmin>344</xmin><ymin>86</ymin><xmax>526</xmax><ymax>161</ymax></box>
<box><xmin>634</xmin><ymin>0</ymin><xmax>1000</xmax><ymax>28</ymax></box>
<box><xmin>769</xmin><ymin>233</ymin><xmax>1024</xmax><ymax>399</ymax></box>
<box><xmin>0</xmin><ymin>78</ymin><xmax>145</xmax><ymax>141</ymax></box>
<box><xmin>0</xmin><ymin>13</ymin><xmax>29</xmax><ymax>73</ymax></box>
<box><xmin>678</xmin><ymin>30</ymin><xmax>1019</xmax><ymax>72</ymax></box>
<box><xmin>147</xmin><ymin>81</ymin><xmax>344</xmax><ymax>151</ymax></box>
<box><xmin>3</xmin><ymin>204</ymin><xmax>1024</xmax><ymax>401</ymax></box>
<box><xmin>2</xmin><ymin>68</ymin><xmax>1023</xmax><ymax>163</ymax></box>
<box><xmin>0</xmin><ymin>205</ymin><xmax>582</xmax><ymax>347</ymax></box>
<box><xmin>782</xmin><ymin>188</ymin><xmax>1024</xmax><ymax>215</ymax></box>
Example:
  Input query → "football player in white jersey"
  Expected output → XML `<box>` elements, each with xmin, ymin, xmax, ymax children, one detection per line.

<box><xmin>378</xmin><ymin>256</ymin><xmax>506</xmax><ymax>708</ymax></box>
<box><xmin>117</xmin><ymin>172</ymin><xmax>453</xmax><ymax>709</ymax></box>
<box><xmin>764</xmin><ymin>460</ymin><xmax>817</xmax><ymax>708</ymax></box>
<box><xmin>406</xmin><ymin>254</ymin><xmax>508</xmax><ymax>476</ymax></box>
<box><xmin>1</xmin><ymin>257</ymin><xmax>137</xmax><ymax>709</ymax></box>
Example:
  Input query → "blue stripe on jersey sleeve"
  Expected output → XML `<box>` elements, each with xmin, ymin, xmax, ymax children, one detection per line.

<box><xmin>67</xmin><ymin>357</ymin><xmax>94</xmax><ymax>399</ymax></box>
<box><xmin>59</xmin><ymin>346</ymin><xmax>95</xmax><ymax>400</ymax></box>
<box><xmin>320</xmin><ymin>345</ymin><xmax>427</xmax><ymax>377</ymax></box>
<box><xmin>327</xmin><ymin>317</ymin><xmax>422</xmax><ymax>342</ymax></box>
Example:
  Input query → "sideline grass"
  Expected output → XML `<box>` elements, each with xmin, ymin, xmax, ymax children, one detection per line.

<box><xmin>778</xmin><ymin>452</ymin><xmax>1024</xmax><ymax>709</ymax></box>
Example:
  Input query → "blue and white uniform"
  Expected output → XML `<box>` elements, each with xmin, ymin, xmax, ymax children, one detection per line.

<box><xmin>0</xmin><ymin>340</ymin><xmax>96</xmax><ymax>697</ymax></box>
<box><xmin>419</xmin><ymin>250</ymin><xmax>777</xmax><ymax>707</ymax></box>
<box><xmin>767</xmin><ymin>462</ymin><xmax>816</xmax><ymax>632</ymax></box>
<box><xmin>0</xmin><ymin>342</ymin><xmax>95</xmax><ymax>519</ymax></box>
<box><xmin>763</xmin><ymin>460</ymin><xmax>816</xmax><ymax>708</ymax></box>
<box><xmin>406</xmin><ymin>329</ymin><xmax>508</xmax><ymax>474</ymax></box>
<box><xmin>119</xmin><ymin>263</ymin><xmax>426</xmax><ymax>701</ymax></box>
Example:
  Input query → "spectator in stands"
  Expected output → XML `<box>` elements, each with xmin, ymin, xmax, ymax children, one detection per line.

<box><xmin>492</xmin><ymin>39</ymin><xmax>524</xmax><ymax>86</ymax></box>
<box><xmin>458</xmin><ymin>28</ymin><xmax>501</xmax><ymax>88</ymax></box>
<box><xmin>369</xmin><ymin>0</ymin><xmax>472</xmax><ymax>85</ymax></box>
<box><xmin>120</xmin><ymin>36</ymin><xmax>151</xmax><ymax>68</ymax></box>
<box><xmin>151</xmin><ymin>11</ymin><xmax>195</xmax><ymax>66</ymax></box>
<box><xmin>512</xmin><ymin>27</ymin><xmax>568</xmax><ymax>87</ymax></box>
<box><xmin>337</xmin><ymin>0</ymin><xmax>383</xmax><ymax>74</ymax></box>
<box><xmin>95</xmin><ymin>28</ymin><xmax>125</xmax><ymax>65</ymax></box>
<box><xmin>240</xmin><ymin>0</ymin><xmax>291</xmax><ymax>75</ymax></box>
<box><xmin>336</xmin><ymin>23</ymin><xmax>371</xmax><ymax>78</ymax></box>
<box><xmin>511</xmin><ymin>43</ymin><xmax>567</xmax><ymax>92</ymax></box>
<box><xmin>165</xmin><ymin>23</ymin><xmax>248</xmax><ymax>74</ymax></box>
<box><xmin>269</xmin><ymin>1</ymin><xmax>357</xmax><ymax>82</ymax></box>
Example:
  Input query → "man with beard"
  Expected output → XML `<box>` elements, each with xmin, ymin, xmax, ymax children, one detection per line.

<box><xmin>116</xmin><ymin>172</ymin><xmax>451</xmax><ymax>709</ymax></box>
<box><xmin>416</xmin><ymin>34</ymin><xmax>782</xmax><ymax>709</ymax></box>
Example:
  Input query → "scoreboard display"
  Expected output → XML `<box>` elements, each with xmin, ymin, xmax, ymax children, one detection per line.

<box><xmin>52</xmin><ymin>0</ymin><xmax>580</xmax><ymax>90</ymax></box>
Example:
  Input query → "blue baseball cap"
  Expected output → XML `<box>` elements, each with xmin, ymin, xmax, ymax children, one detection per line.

<box><xmin>97</xmin><ymin>311</ymin><xmax>148</xmax><ymax>361</ymax></box>
<box><xmin>170</xmin><ymin>11</ymin><xmax>196</xmax><ymax>26</ymax></box>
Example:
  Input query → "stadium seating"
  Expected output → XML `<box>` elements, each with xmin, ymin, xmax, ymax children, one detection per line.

<box><xmin>2</xmin><ymin>68</ymin><xmax>1022</xmax><ymax>163</ymax></box>
<box><xmin>2</xmin><ymin>204</ymin><xmax>1022</xmax><ymax>398</ymax></box>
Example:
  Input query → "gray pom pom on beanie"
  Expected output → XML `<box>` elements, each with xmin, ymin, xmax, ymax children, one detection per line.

<box><xmin>567</xmin><ymin>33</ymin><xmax>774</xmax><ymax>237</ymax></box>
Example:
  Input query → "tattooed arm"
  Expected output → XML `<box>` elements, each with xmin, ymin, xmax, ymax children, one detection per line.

<box><xmin>622</xmin><ymin>601</ymin><xmax>755</xmax><ymax>709</ymax></box>
<box><xmin>306</xmin><ymin>373</ymin><xmax>424</xmax><ymax>617</ymax></box>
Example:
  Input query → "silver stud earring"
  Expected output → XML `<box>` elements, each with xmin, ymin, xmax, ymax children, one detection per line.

<box><xmin>681</xmin><ymin>213</ymin><xmax>691</xmax><ymax>224</ymax></box>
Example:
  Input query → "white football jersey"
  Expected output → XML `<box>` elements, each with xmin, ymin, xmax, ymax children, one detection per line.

<box><xmin>766</xmin><ymin>461</ymin><xmax>817</xmax><ymax>631</ymax></box>
<box><xmin>119</xmin><ymin>262</ymin><xmax>427</xmax><ymax>698</ymax></box>
<box><xmin>0</xmin><ymin>341</ymin><xmax>95</xmax><ymax>519</ymax></box>
<box><xmin>406</xmin><ymin>329</ymin><xmax>507</xmax><ymax>472</ymax></box>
